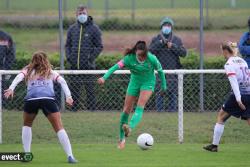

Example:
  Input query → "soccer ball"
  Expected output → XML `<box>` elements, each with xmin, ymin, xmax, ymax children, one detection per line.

<box><xmin>137</xmin><ymin>133</ymin><xmax>154</xmax><ymax>150</ymax></box>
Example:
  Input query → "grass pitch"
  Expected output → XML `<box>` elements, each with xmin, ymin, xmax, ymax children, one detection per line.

<box><xmin>0</xmin><ymin>143</ymin><xmax>249</xmax><ymax>167</ymax></box>
<box><xmin>1</xmin><ymin>112</ymin><xmax>250</xmax><ymax>166</ymax></box>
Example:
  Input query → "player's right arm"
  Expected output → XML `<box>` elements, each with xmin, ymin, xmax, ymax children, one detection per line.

<box><xmin>224</xmin><ymin>63</ymin><xmax>246</xmax><ymax>110</ymax></box>
<box><xmin>97</xmin><ymin>57</ymin><xmax>128</xmax><ymax>85</ymax></box>
<box><xmin>4</xmin><ymin>69</ymin><xmax>26</xmax><ymax>99</ymax></box>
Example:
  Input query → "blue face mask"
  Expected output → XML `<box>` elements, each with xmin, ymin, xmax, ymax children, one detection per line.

<box><xmin>162</xmin><ymin>26</ymin><xmax>172</xmax><ymax>35</ymax></box>
<box><xmin>77</xmin><ymin>14</ymin><xmax>88</xmax><ymax>24</ymax></box>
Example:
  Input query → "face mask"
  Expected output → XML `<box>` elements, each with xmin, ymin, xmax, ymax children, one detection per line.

<box><xmin>77</xmin><ymin>14</ymin><xmax>88</xmax><ymax>24</ymax></box>
<box><xmin>162</xmin><ymin>26</ymin><xmax>171</xmax><ymax>35</ymax></box>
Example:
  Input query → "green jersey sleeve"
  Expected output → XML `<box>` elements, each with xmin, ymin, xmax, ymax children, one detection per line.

<box><xmin>151</xmin><ymin>54</ymin><xmax>167</xmax><ymax>91</ymax></box>
<box><xmin>102</xmin><ymin>56</ymin><xmax>130</xmax><ymax>80</ymax></box>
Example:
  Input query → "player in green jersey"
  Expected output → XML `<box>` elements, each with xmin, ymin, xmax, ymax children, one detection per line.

<box><xmin>97</xmin><ymin>41</ymin><xmax>167</xmax><ymax>149</ymax></box>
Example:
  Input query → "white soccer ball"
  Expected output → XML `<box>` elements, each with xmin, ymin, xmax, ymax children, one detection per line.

<box><xmin>137</xmin><ymin>133</ymin><xmax>154</xmax><ymax>150</ymax></box>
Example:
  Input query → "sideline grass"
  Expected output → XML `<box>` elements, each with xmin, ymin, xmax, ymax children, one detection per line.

<box><xmin>3</xmin><ymin>111</ymin><xmax>250</xmax><ymax>144</ymax></box>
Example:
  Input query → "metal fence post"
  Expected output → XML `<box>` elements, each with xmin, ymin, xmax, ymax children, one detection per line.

<box><xmin>199</xmin><ymin>0</ymin><xmax>204</xmax><ymax>112</ymax></box>
<box><xmin>0</xmin><ymin>72</ymin><xmax>2</xmax><ymax>144</ymax></box>
<box><xmin>170</xmin><ymin>0</ymin><xmax>175</xmax><ymax>8</ymax></box>
<box><xmin>178</xmin><ymin>73</ymin><xmax>184</xmax><ymax>144</ymax></box>
<box><xmin>6</xmin><ymin>0</ymin><xmax>10</xmax><ymax>10</ymax></box>
<box><xmin>205</xmin><ymin>0</ymin><xmax>209</xmax><ymax>27</ymax></box>
<box><xmin>104</xmin><ymin>0</ymin><xmax>109</xmax><ymax>19</ymax></box>
<box><xmin>63</xmin><ymin>0</ymin><xmax>67</xmax><ymax>19</ymax></box>
<box><xmin>131</xmin><ymin>0</ymin><xmax>135</xmax><ymax>22</ymax></box>
<box><xmin>87</xmin><ymin>0</ymin><xmax>92</xmax><ymax>9</ymax></box>
<box><xmin>59</xmin><ymin>0</ymin><xmax>65</xmax><ymax>111</ymax></box>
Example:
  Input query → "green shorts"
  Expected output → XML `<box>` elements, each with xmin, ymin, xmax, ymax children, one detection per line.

<box><xmin>127</xmin><ymin>80</ymin><xmax>155</xmax><ymax>97</ymax></box>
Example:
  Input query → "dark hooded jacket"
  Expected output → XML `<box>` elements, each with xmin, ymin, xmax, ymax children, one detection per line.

<box><xmin>0</xmin><ymin>30</ymin><xmax>15</xmax><ymax>70</ymax></box>
<box><xmin>65</xmin><ymin>16</ymin><xmax>103</xmax><ymax>70</ymax></box>
<box><xmin>149</xmin><ymin>32</ymin><xmax>187</xmax><ymax>69</ymax></box>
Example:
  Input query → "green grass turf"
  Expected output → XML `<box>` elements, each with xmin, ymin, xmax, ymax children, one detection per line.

<box><xmin>0</xmin><ymin>143</ymin><xmax>249</xmax><ymax>167</ymax></box>
<box><xmin>2</xmin><ymin>112</ymin><xmax>250</xmax><ymax>144</ymax></box>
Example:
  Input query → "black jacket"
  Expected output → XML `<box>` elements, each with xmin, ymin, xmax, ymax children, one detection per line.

<box><xmin>65</xmin><ymin>16</ymin><xmax>103</xmax><ymax>70</ymax></box>
<box><xmin>149</xmin><ymin>32</ymin><xmax>187</xmax><ymax>69</ymax></box>
<box><xmin>0</xmin><ymin>30</ymin><xmax>15</xmax><ymax>70</ymax></box>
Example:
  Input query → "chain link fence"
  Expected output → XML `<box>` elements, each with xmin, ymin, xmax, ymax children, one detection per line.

<box><xmin>2</xmin><ymin>71</ymin><xmax>230</xmax><ymax>112</ymax></box>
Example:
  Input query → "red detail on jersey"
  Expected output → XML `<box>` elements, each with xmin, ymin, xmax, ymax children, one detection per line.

<box><xmin>55</xmin><ymin>75</ymin><xmax>60</xmax><ymax>82</ymax></box>
<box><xmin>227</xmin><ymin>73</ymin><xmax>236</xmax><ymax>76</ymax></box>
<box><xmin>20</xmin><ymin>72</ymin><xmax>26</xmax><ymax>76</ymax></box>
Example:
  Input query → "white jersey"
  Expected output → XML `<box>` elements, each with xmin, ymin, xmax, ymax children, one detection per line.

<box><xmin>9</xmin><ymin>69</ymin><xmax>71</xmax><ymax>101</ymax></box>
<box><xmin>224</xmin><ymin>56</ymin><xmax>250</xmax><ymax>99</ymax></box>
<box><xmin>22</xmin><ymin>69</ymin><xmax>59</xmax><ymax>100</ymax></box>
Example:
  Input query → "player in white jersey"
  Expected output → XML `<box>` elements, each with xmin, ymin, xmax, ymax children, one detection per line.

<box><xmin>4</xmin><ymin>51</ymin><xmax>77</xmax><ymax>163</ymax></box>
<box><xmin>204</xmin><ymin>42</ymin><xmax>250</xmax><ymax>152</ymax></box>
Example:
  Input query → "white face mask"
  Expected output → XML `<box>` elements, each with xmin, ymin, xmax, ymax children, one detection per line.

<box><xmin>77</xmin><ymin>14</ymin><xmax>88</xmax><ymax>24</ymax></box>
<box><xmin>162</xmin><ymin>26</ymin><xmax>172</xmax><ymax>35</ymax></box>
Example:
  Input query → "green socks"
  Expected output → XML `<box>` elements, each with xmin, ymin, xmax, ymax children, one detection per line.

<box><xmin>129</xmin><ymin>106</ymin><xmax>144</xmax><ymax>130</ymax></box>
<box><xmin>119</xmin><ymin>112</ymin><xmax>129</xmax><ymax>141</ymax></box>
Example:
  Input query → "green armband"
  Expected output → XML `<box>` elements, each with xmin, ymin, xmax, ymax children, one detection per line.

<box><xmin>158</xmin><ymin>70</ymin><xmax>167</xmax><ymax>91</ymax></box>
<box><xmin>103</xmin><ymin>64</ymin><xmax>120</xmax><ymax>80</ymax></box>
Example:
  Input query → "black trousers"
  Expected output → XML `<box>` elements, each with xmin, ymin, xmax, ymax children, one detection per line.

<box><xmin>68</xmin><ymin>74</ymin><xmax>97</xmax><ymax>111</ymax></box>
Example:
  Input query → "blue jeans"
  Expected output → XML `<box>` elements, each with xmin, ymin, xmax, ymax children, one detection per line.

<box><xmin>156</xmin><ymin>74</ymin><xmax>178</xmax><ymax>112</ymax></box>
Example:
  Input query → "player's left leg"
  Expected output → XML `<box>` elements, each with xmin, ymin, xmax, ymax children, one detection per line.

<box><xmin>203</xmin><ymin>109</ymin><xmax>230</xmax><ymax>152</ymax></box>
<box><xmin>22</xmin><ymin>112</ymin><xmax>37</xmax><ymax>153</ymax></box>
<box><xmin>47</xmin><ymin>112</ymin><xmax>77</xmax><ymax>163</ymax></box>
<box><xmin>128</xmin><ymin>90</ymin><xmax>153</xmax><ymax>130</ymax></box>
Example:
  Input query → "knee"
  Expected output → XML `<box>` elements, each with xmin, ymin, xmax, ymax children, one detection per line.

<box><xmin>123</xmin><ymin>106</ymin><xmax>132</xmax><ymax>114</ymax></box>
<box><xmin>23</xmin><ymin>122</ymin><xmax>32</xmax><ymax>127</ymax></box>
<box><xmin>217</xmin><ymin>109</ymin><xmax>229</xmax><ymax>124</ymax></box>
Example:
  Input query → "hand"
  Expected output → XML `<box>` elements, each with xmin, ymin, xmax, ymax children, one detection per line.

<box><xmin>66</xmin><ymin>97</ymin><xmax>74</xmax><ymax>106</ymax></box>
<box><xmin>160</xmin><ymin>90</ymin><xmax>165</xmax><ymax>96</ymax></box>
<box><xmin>167</xmin><ymin>42</ymin><xmax>172</xmax><ymax>48</ymax></box>
<box><xmin>97</xmin><ymin>77</ymin><xmax>105</xmax><ymax>85</ymax></box>
<box><xmin>237</xmin><ymin>101</ymin><xmax>246</xmax><ymax>111</ymax></box>
<box><xmin>4</xmin><ymin>89</ymin><xmax>14</xmax><ymax>99</ymax></box>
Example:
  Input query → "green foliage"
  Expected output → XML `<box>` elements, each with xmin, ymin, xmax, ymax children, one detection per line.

<box><xmin>13</xmin><ymin>50</ymin><xmax>226</xmax><ymax>71</ymax></box>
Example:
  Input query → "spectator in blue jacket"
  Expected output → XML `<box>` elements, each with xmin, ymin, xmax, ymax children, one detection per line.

<box><xmin>65</xmin><ymin>5</ymin><xmax>103</xmax><ymax>111</ymax></box>
<box><xmin>149</xmin><ymin>17</ymin><xmax>187</xmax><ymax>112</ymax></box>
<box><xmin>239</xmin><ymin>17</ymin><xmax>250</xmax><ymax>66</ymax></box>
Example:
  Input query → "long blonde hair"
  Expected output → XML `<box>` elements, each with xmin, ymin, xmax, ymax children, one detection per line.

<box><xmin>221</xmin><ymin>41</ymin><xmax>238</xmax><ymax>56</ymax></box>
<box><xmin>25</xmin><ymin>51</ymin><xmax>52</xmax><ymax>81</ymax></box>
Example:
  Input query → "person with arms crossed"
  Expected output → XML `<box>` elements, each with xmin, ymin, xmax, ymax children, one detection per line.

<box><xmin>4</xmin><ymin>51</ymin><xmax>77</xmax><ymax>163</ymax></box>
<box><xmin>204</xmin><ymin>42</ymin><xmax>250</xmax><ymax>152</ymax></box>
<box><xmin>97</xmin><ymin>41</ymin><xmax>167</xmax><ymax>149</ymax></box>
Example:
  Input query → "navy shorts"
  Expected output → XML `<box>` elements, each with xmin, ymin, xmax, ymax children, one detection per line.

<box><xmin>222</xmin><ymin>94</ymin><xmax>250</xmax><ymax>120</ymax></box>
<box><xmin>24</xmin><ymin>99</ymin><xmax>59</xmax><ymax>116</ymax></box>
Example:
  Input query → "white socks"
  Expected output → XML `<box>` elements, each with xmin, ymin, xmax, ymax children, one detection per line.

<box><xmin>57</xmin><ymin>129</ymin><xmax>73</xmax><ymax>157</ymax></box>
<box><xmin>212</xmin><ymin>123</ymin><xmax>225</xmax><ymax>146</ymax></box>
<box><xmin>22</xmin><ymin>126</ymin><xmax>32</xmax><ymax>152</ymax></box>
